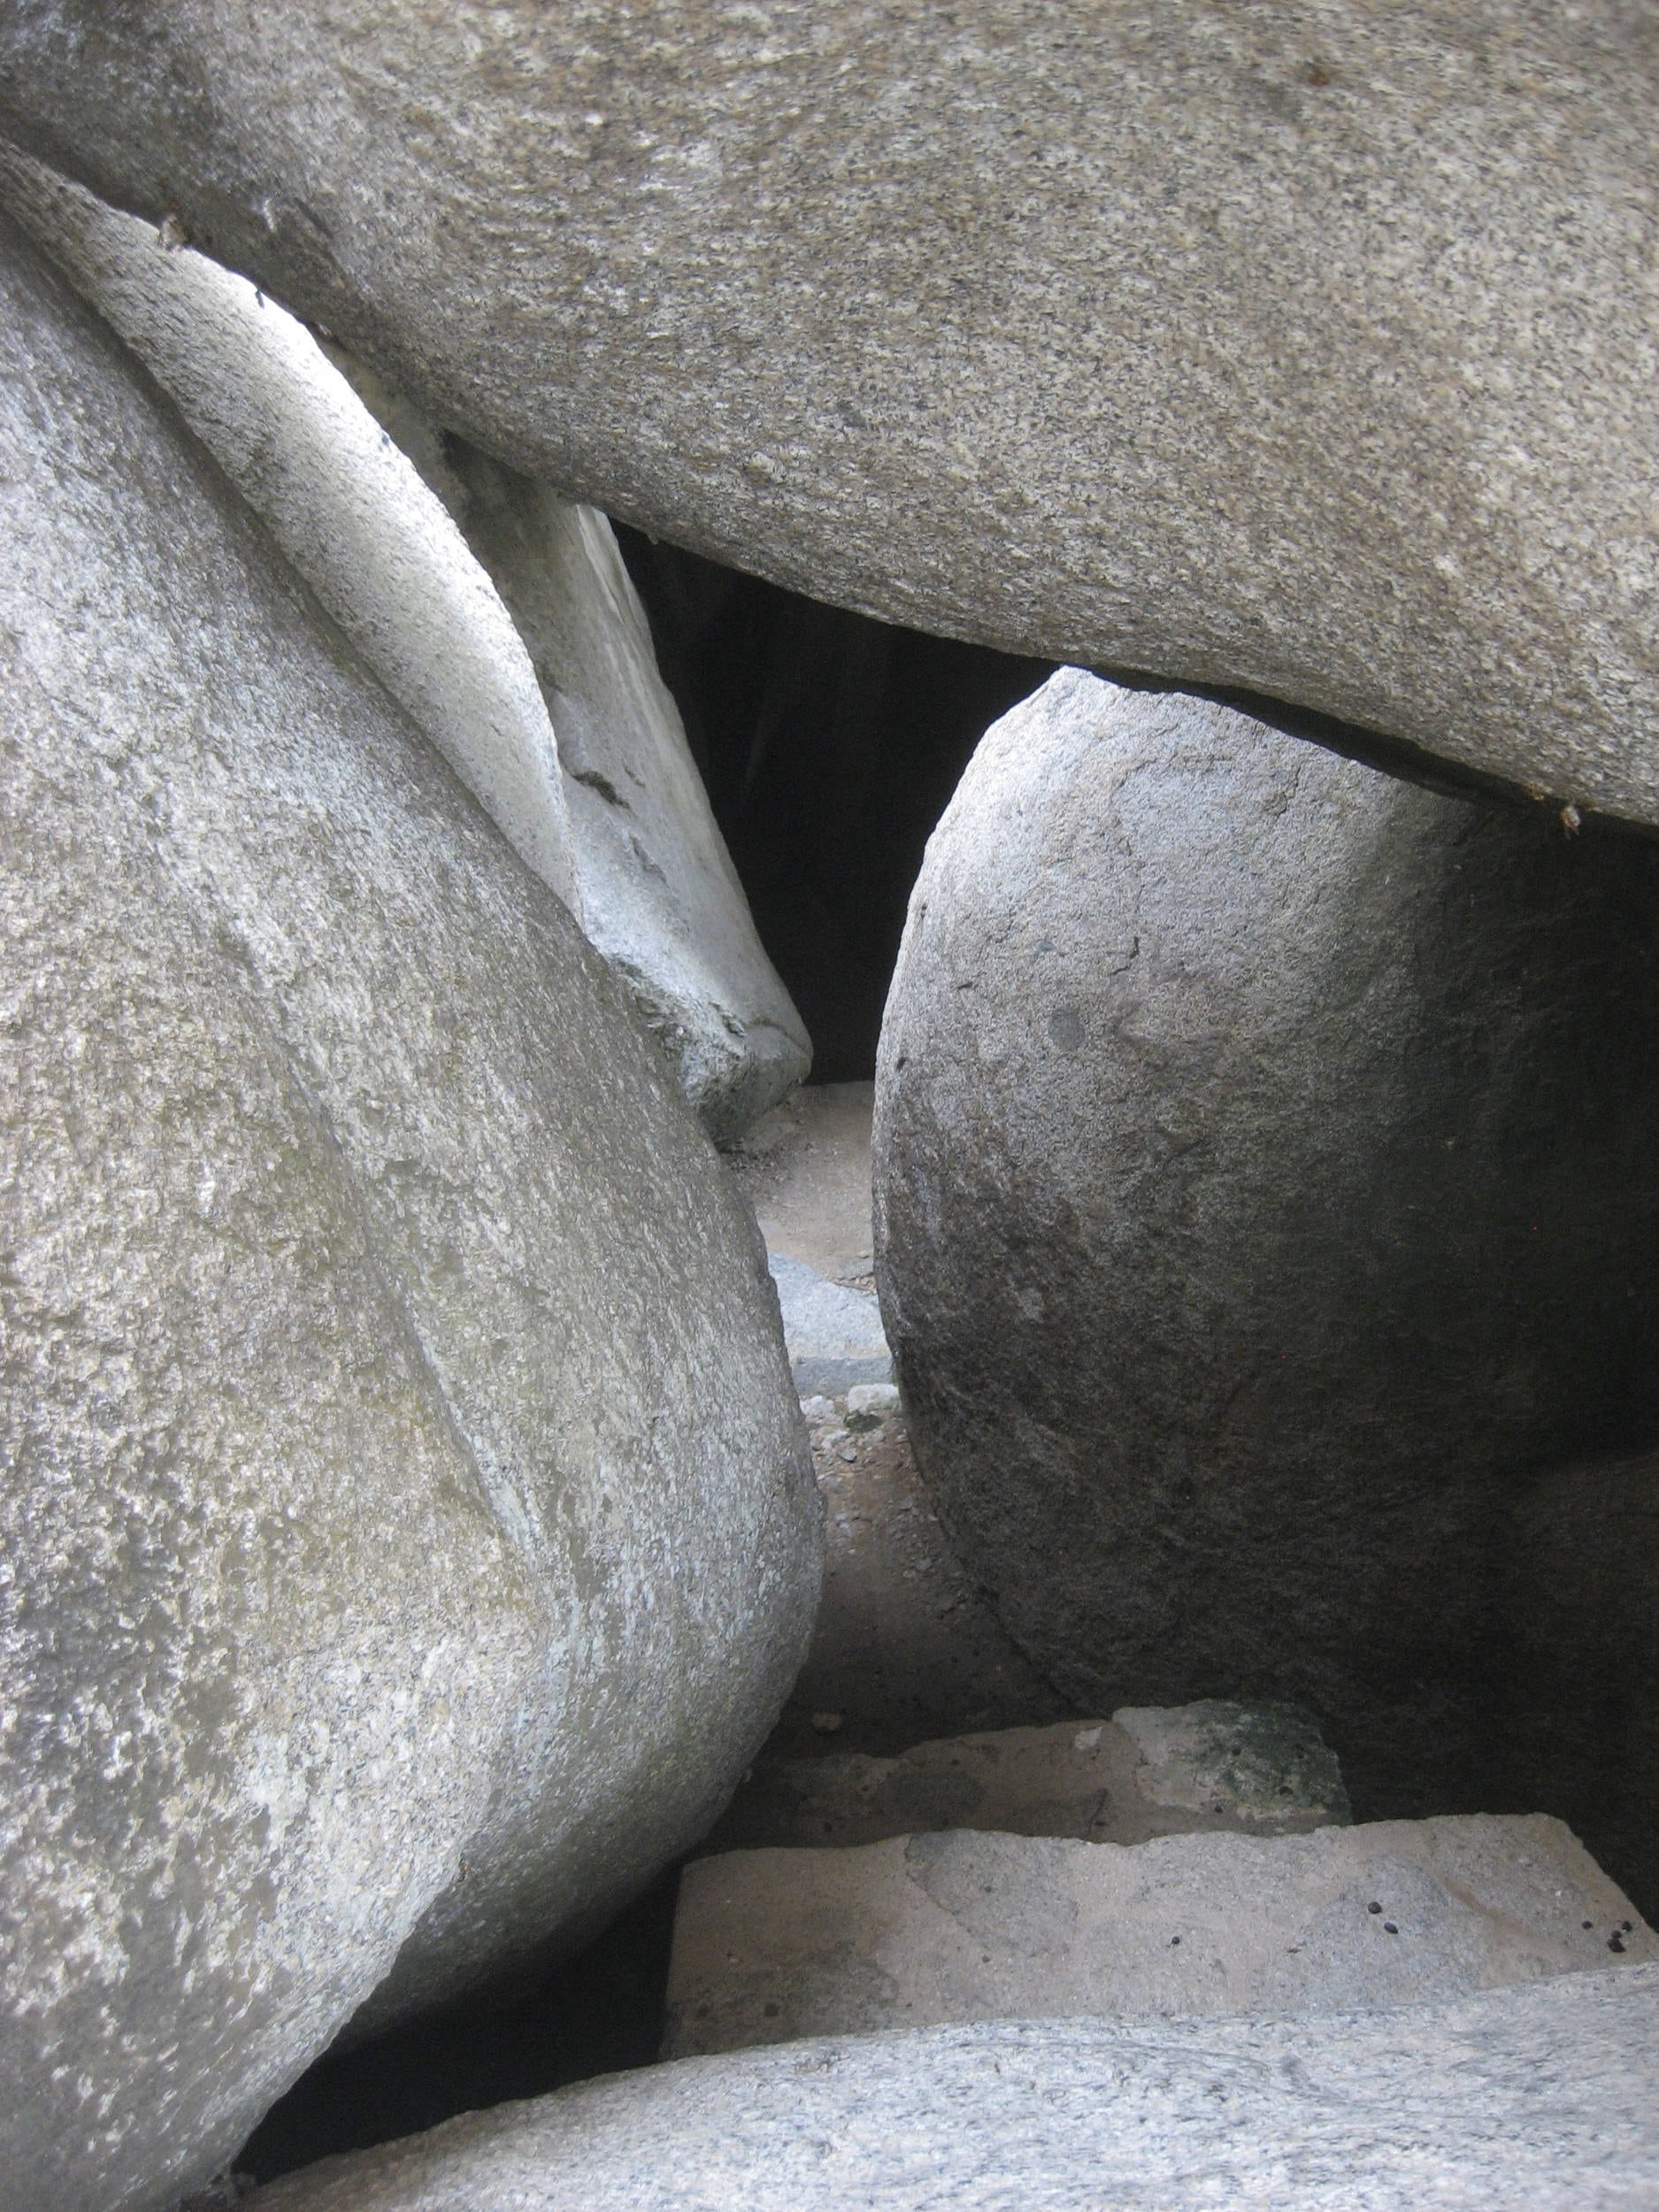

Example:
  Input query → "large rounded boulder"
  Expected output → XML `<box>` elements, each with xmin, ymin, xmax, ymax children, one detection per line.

<box><xmin>0</xmin><ymin>149</ymin><xmax>811</xmax><ymax>1142</ymax></box>
<box><xmin>3</xmin><ymin>5</ymin><xmax>1656</xmax><ymax>826</ymax></box>
<box><xmin>875</xmin><ymin>672</ymin><xmax>1659</xmax><ymax>1816</ymax></box>
<box><xmin>0</xmin><ymin>210</ymin><xmax>818</xmax><ymax>2212</ymax></box>
<box><xmin>0</xmin><ymin>143</ymin><xmax>579</xmax><ymax>919</ymax></box>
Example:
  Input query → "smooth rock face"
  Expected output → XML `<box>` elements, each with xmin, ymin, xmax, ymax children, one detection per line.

<box><xmin>664</xmin><ymin>1814</ymin><xmax>1651</xmax><ymax>2058</ymax></box>
<box><xmin>876</xmin><ymin>672</ymin><xmax>1659</xmax><ymax>1814</ymax></box>
<box><xmin>4</xmin><ymin>7</ymin><xmax>1658</xmax><ymax>826</ymax></box>
<box><xmin>0</xmin><ymin>213</ymin><xmax>818</xmax><ymax>2211</ymax></box>
<box><xmin>703</xmin><ymin>1704</ymin><xmax>1348</xmax><ymax>1855</ymax></box>
<box><xmin>317</xmin><ymin>357</ymin><xmax>811</xmax><ymax>1141</ymax></box>
<box><xmin>240</xmin><ymin>1966</ymin><xmax>1659</xmax><ymax>2211</ymax></box>
<box><xmin>0</xmin><ymin>147</ymin><xmax>578</xmax><ymax>916</ymax></box>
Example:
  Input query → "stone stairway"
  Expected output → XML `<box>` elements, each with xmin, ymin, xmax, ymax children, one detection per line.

<box><xmin>704</xmin><ymin>1701</ymin><xmax>1350</xmax><ymax>1854</ymax></box>
<box><xmin>665</xmin><ymin>1702</ymin><xmax>1656</xmax><ymax>2061</ymax></box>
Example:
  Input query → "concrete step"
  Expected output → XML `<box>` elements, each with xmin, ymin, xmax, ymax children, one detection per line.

<box><xmin>766</xmin><ymin>1251</ymin><xmax>891</xmax><ymax>1393</ymax></box>
<box><xmin>704</xmin><ymin>1700</ymin><xmax>1349</xmax><ymax>1854</ymax></box>
<box><xmin>664</xmin><ymin>1811</ymin><xmax>1655</xmax><ymax>2057</ymax></box>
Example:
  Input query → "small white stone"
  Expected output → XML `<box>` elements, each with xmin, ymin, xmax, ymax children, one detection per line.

<box><xmin>798</xmin><ymin>1394</ymin><xmax>837</xmax><ymax>1423</ymax></box>
<box><xmin>845</xmin><ymin>1382</ymin><xmax>900</xmax><ymax>1419</ymax></box>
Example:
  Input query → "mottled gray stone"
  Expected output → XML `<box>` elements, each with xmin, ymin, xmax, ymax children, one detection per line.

<box><xmin>4</xmin><ymin>7</ymin><xmax>1657</xmax><ymax>826</ymax></box>
<box><xmin>240</xmin><ymin>1966</ymin><xmax>1659</xmax><ymax>2211</ymax></box>
<box><xmin>875</xmin><ymin>672</ymin><xmax>1659</xmax><ymax>1815</ymax></box>
<box><xmin>1115</xmin><ymin>1700</ymin><xmax>1350</xmax><ymax>1832</ymax></box>
<box><xmin>769</xmin><ymin>1253</ymin><xmax>892</xmax><ymax>1395</ymax></box>
<box><xmin>703</xmin><ymin>1704</ymin><xmax>1348</xmax><ymax>1855</ymax></box>
<box><xmin>319</xmin><ymin>357</ymin><xmax>811</xmax><ymax>1141</ymax></box>
<box><xmin>457</xmin><ymin>473</ymin><xmax>810</xmax><ymax>1142</ymax></box>
<box><xmin>0</xmin><ymin>212</ymin><xmax>818</xmax><ymax>2212</ymax></box>
<box><xmin>664</xmin><ymin>1814</ymin><xmax>1654</xmax><ymax>2057</ymax></box>
<box><xmin>0</xmin><ymin>150</ymin><xmax>809</xmax><ymax>1141</ymax></box>
<box><xmin>0</xmin><ymin>146</ymin><xmax>578</xmax><ymax>916</ymax></box>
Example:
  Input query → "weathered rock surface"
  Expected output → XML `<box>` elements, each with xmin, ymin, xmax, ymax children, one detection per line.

<box><xmin>4</xmin><ymin>7</ymin><xmax>1658</xmax><ymax>826</ymax></box>
<box><xmin>0</xmin><ymin>146</ymin><xmax>578</xmax><ymax>916</ymax></box>
<box><xmin>664</xmin><ymin>1814</ymin><xmax>1652</xmax><ymax>2057</ymax></box>
<box><xmin>731</xmin><ymin>1394</ymin><xmax>1071</xmax><ymax>1773</ymax></box>
<box><xmin>876</xmin><ymin>672</ymin><xmax>1659</xmax><ymax>1816</ymax></box>
<box><xmin>318</xmin><ymin>362</ymin><xmax>811</xmax><ymax>1141</ymax></box>
<box><xmin>1115</xmin><ymin>1701</ymin><xmax>1351</xmax><ymax>1834</ymax></box>
<box><xmin>0</xmin><ymin>211</ymin><xmax>818</xmax><ymax>2211</ymax></box>
<box><xmin>456</xmin><ymin>472</ymin><xmax>811</xmax><ymax>1142</ymax></box>
<box><xmin>1</xmin><ymin>149</ymin><xmax>809</xmax><ymax>1140</ymax></box>
<box><xmin>242</xmin><ymin>1966</ymin><xmax>1659</xmax><ymax>2211</ymax></box>
<box><xmin>704</xmin><ymin>1703</ymin><xmax>1348</xmax><ymax>1855</ymax></box>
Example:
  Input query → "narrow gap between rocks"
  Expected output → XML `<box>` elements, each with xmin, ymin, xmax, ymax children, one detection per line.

<box><xmin>239</xmin><ymin>558</ymin><xmax>1061</xmax><ymax>2185</ymax></box>
<box><xmin>613</xmin><ymin>524</ymin><xmax>1055</xmax><ymax>1083</ymax></box>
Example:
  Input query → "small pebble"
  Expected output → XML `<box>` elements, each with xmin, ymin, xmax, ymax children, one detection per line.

<box><xmin>798</xmin><ymin>1395</ymin><xmax>836</xmax><ymax>1424</ymax></box>
<box><xmin>811</xmin><ymin>1710</ymin><xmax>845</xmax><ymax>1734</ymax></box>
<box><xmin>839</xmin><ymin>1445</ymin><xmax>858</xmax><ymax>1463</ymax></box>
<box><xmin>1609</xmin><ymin>1932</ymin><xmax>1627</xmax><ymax>1954</ymax></box>
<box><xmin>1367</xmin><ymin>1902</ymin><xmax>1382</xmax><ymax>1915</ymax></box>
<box><xmin>1383</xmin><ymin>1922</ymin><xmax>1399</xmax><ymax>1935</ymax></box>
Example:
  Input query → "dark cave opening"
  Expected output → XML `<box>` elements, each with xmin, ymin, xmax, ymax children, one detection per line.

<box><xmin>612</xmin><ymin>522</ymin><xmax>1054</xmax><ymax>1085</ymax></box>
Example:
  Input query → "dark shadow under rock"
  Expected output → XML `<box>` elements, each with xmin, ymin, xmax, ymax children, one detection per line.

<box><xmin>238</xmin><ymin>1875</ymin><xmax>681</xmax><ymax>2187</ymax></box>
<box><xmin>616</xmin><ymin>526</ymin><xmax>1051</xmax><ymax>1082</ymax></box>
